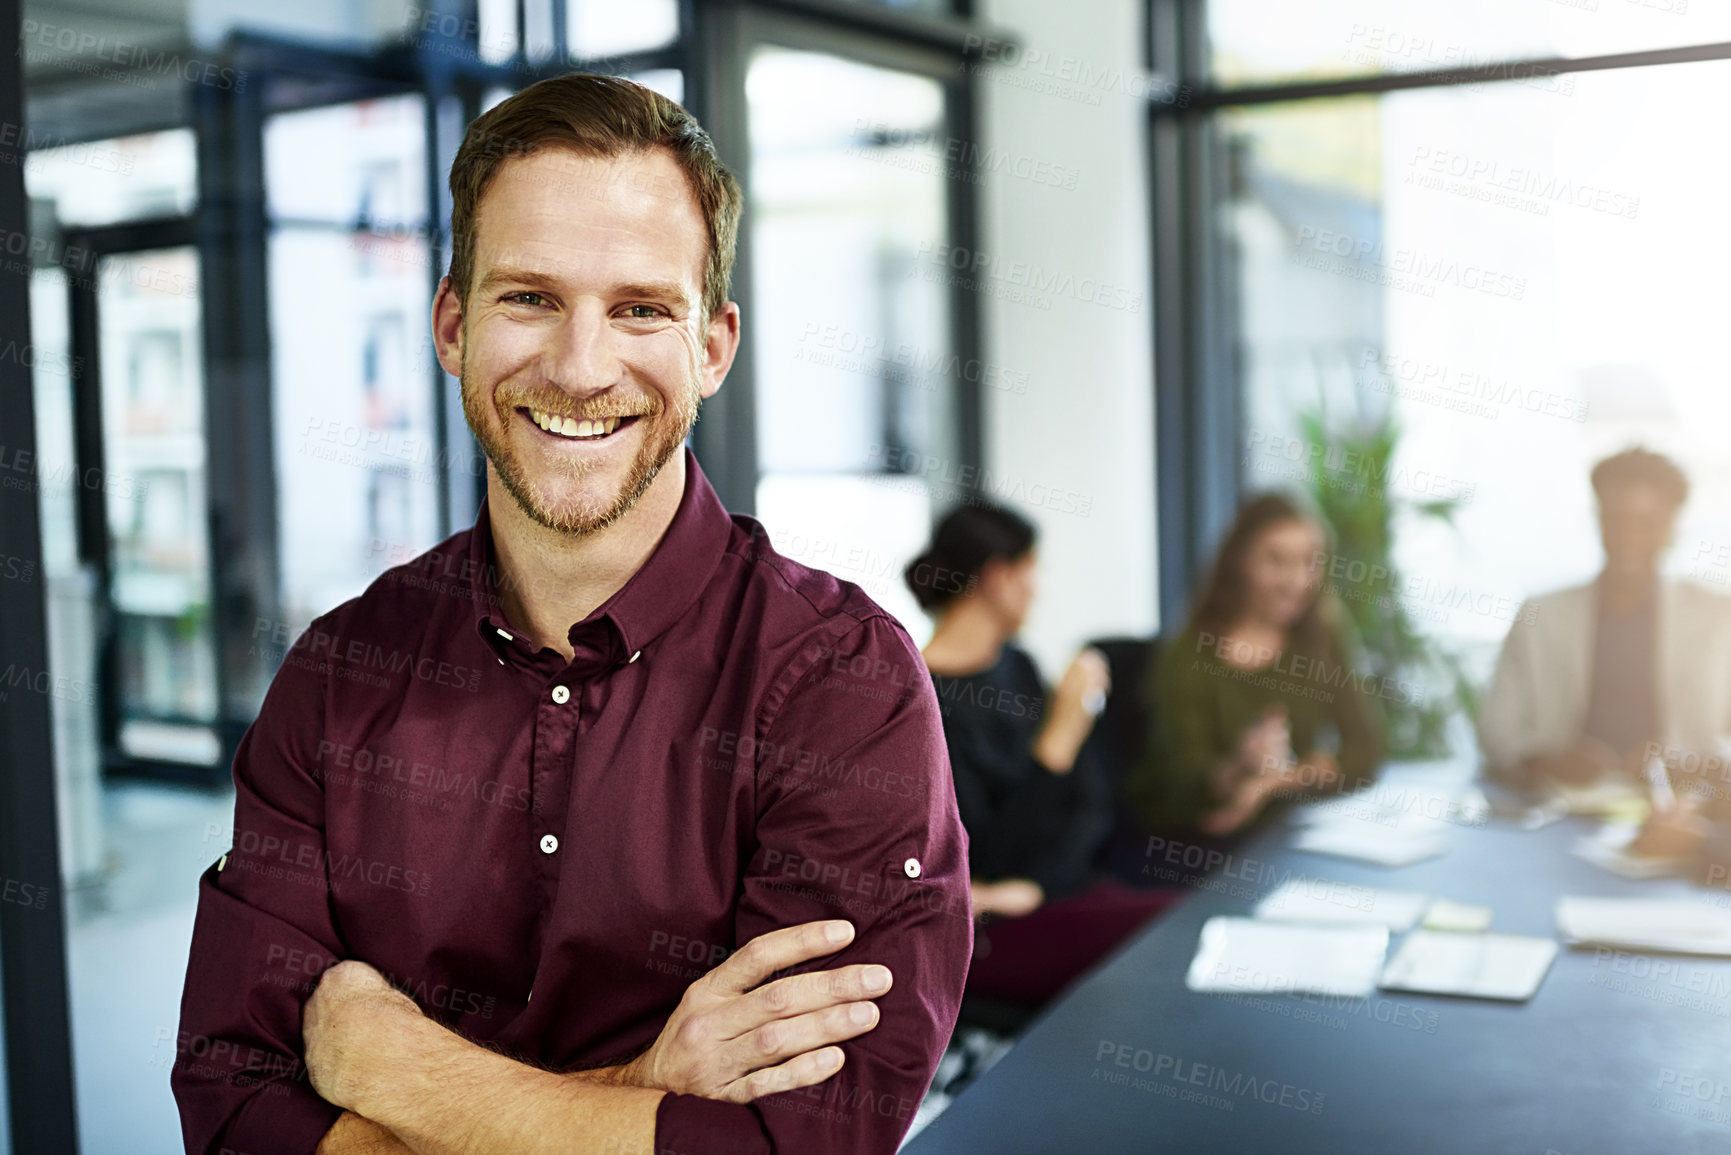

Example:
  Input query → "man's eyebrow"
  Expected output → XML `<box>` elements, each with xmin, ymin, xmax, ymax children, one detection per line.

<box><xmin>475</xmin><ymin>266</ymin><xmax>562</xmax><ymax>295</ymax></box>
<box><xmin>614</xmin><ymin>280</ymin><xmax>694</xmax><ymax>307</ymax></box>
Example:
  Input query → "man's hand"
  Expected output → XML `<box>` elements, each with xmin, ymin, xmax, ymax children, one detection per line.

<box><xmin>304</xmin><ymin>960</ymin><xmax>425</xmax><ymax>1112</ymax></box>
<box><xmin>618</xmin><ymin>919</ymin><xmax>891</xmax><ymax>1103</ymax></box>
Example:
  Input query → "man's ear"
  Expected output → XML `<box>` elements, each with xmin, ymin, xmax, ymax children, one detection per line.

<box><xmin>699</xmin><ymin>301</ymin><xmax>742</xmax><ymax>400</ymax></box>
<box><xmin>432</xmin><ymin>275</ymin><xmax>465</xmax><ymax>378</ymax></box>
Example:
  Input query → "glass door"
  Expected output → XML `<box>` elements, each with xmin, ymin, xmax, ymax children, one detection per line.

<box><xmin>740</xmin><ymin>24</ymin><xmax>973</xmax><ymax>642</ymax></box>
<box><xmin>92</xmin><ymin>246</ymin><xmax>221</xmax><ymax>770</ymax></box>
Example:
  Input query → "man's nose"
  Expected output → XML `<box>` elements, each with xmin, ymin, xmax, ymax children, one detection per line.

<box><xmin>543</xmin><ymin>306</ymin><xmax>622</xmax><ymax>397</ymax></box>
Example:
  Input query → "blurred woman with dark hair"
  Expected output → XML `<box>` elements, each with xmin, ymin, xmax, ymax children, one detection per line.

<box><xmin>1128</xmin><ymin>491</ymin><xmax>1386</xmax><ymax>837</ymax></box>
<box><xmin>912</xmin><ymin>502</ymin><xmax>1177</xmax><ymax>1009</ymax></box>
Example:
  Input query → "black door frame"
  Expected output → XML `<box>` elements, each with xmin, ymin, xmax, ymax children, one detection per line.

<box><xmin>0</xmin><ymin>0</ymin><xmax>81</xmax><ymax>1147</ymax></box>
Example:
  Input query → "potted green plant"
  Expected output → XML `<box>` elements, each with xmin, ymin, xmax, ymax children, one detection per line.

<box><xmin>1295</xmin><ymin>405</ymin><xmax>1478</xmax><ymax>759</ymax></box>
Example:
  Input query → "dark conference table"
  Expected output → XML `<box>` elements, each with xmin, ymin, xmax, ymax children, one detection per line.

<box><xmin>905</xmin><ymin>775</ymin><xmax>1731</xmax><ymax>1155</ymax></box>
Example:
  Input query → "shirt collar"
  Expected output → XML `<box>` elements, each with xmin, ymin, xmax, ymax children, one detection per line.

<box><xmin>469</xmin><ymin>447</ymin><xmax>733</xmax><ymax>674</ymax></box>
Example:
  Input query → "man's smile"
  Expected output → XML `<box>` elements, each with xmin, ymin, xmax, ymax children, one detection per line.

<box><xmin>521</xmin><ymin>406</ymin><xmax>642</xmax><ymax>443</ymax></box>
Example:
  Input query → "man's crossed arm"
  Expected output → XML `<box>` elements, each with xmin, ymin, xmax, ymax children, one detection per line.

<box><xmin>308</xmin><ymin>920</ymin><xmax>891</xmax><ymax>1155</ymax></box>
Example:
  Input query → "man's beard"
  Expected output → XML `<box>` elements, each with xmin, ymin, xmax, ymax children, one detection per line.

<box><xmin>460</xmin><ymin>364</ymin><xmax>702</xmax><ymax>538</ymax></box>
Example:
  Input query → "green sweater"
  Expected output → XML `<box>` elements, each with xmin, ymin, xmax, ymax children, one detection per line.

<box><xmin>1128</xmin><ymin>620</ymin><xmax>1387</xmax><ymax>832</ymax></box>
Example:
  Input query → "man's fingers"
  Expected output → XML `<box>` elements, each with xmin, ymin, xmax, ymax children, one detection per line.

<box><xmin>710</xmin><ymin>965</ymin><xmax>893</xmax><ymax>1039</ymax></box>
<box><xmin>721</xmin><ymin>1040</ymin><xmax>852</xmax><ymax>1104</ymax></box>
<box><xmin>725</xmin><ymin>1000</ymin><xmax>879</xmax><ymax>1075</ymax></box>
<box><xmin>708</xmin><ymin>920</ymin><xmax>855</xmax><ymax>996</ymax></box>
<box><xmin>722</xmin><ymin>1045</ymin><xmax>846</xmax><ymax>1105</ymax></box>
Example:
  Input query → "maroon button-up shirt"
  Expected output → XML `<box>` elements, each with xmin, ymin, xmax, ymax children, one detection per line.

<box><xmin>171</xmin><ymin>449</ymin><xmax>972</xmax><ymax>1155</ymax></box>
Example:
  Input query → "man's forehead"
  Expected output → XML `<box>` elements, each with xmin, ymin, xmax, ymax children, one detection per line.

<box><xmin>473</xmin><ymin>146</ymin><xmax>707</xmax><ymax>296</ymax></box>
<box><xmin>486</xmin><ymin>145</ymin><xmax>699</xmax><ymax>223</ymax></box>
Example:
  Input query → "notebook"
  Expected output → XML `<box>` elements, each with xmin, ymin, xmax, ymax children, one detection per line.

<box><xmin>1379</xmin><ymin>930</ymin><xmax>1558</xmax><ymax>1001</ymax></box>
<box><xmin>1254</xmin><ymin>879</ymin><xmax>1430</xmax><ymax>931</ymax></box>
<box><xmin>1185</xmin><ymin>916</ymin><xmax>1389</xmax><ymax>998</ymax></box>
<box><xmin>1289</xmin><ymin>820</ymin><xmax>1449</xmax><ymax>868</ymax></box>
<box><xmin>1555</xmin><ymin>896</ymin><xmax>1731</xmax><ymax>956</ymax></box>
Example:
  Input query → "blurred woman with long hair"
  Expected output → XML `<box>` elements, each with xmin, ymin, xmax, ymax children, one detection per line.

<box><xmin>1129</xmin><ymin>492</ymin><xmax>1386</xmax><ymax>836</ymax></box>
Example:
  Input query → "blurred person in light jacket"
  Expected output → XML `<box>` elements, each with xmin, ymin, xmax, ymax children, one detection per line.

<box><xmin>1478</xmin><ymin>448</ymin><xmax>1731</xmax><ymax>794</ymax></box>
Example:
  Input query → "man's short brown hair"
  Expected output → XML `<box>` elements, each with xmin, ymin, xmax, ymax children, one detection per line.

<box><xmin>447</xmin><ymin>73</ymin><xmax>743</xmax><ymax>323</ymax></box>
<box><xmin>1591</xmin><ymin>447</ymin><xmax>1689</xmax><ymax>509</ymax></box>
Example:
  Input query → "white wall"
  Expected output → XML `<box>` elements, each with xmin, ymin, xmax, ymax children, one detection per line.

<box><xmin>974</xmin><ymin>0</ymin><xmax>1159</xmax><ymax>678</ymax></box>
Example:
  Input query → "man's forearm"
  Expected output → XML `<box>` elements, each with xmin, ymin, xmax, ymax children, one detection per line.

<box><xmin>317</xmin><ymin>1111</ymin><xmax>416</xmax><ymax>1154</ymax></box>
<box><xmin>349</xmin><ymin>1013</ymin><xmax>665</xmax><ymax>1155</ymax></box>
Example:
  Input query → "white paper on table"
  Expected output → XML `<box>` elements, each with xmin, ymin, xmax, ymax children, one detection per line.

<box><xmin>1253</xmin><ymin>879</ymin><xmax>1430</xmax><ymax>931</ymax></box>
<box><xmin>1379</xmin><ymin>930</ymin><xmax>1558</xmax><ymax>1001</ymax></box>
<box><xmin>1421</xmin><ymin>898</ymin><xmax>1494</xmax><ymax>932</ymax></box>
<box><xmin>1290</xmin><ymin>820</ymin><xmax>1449</xmax><ymax>867</ymax></box>
<box><xmin>1555</xmin><ymin>896</ymin><xmax>1731</xmax><ymax>956</ymax></box>
<box><xmin>1185</xmin><ymin>916</ymin><xmax>1389</xmax><ymax>997</ymax></box>
<box><xmin>1291</xmin><ymin>779</ymin><xmax>1488</xmax><ymax>832</ymax></box>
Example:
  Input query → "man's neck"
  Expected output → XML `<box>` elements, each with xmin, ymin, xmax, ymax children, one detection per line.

<box><xmin>487</xmin><ymin>453</ymin><xmax>687</xmax><ymax>661</ymax></box>
<box><xmin>1599</xmin><ymin>568</ymin><xmax>1659</xmax><ymax>615</ymax></box>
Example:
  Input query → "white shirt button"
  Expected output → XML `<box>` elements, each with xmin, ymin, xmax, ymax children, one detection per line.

<box><xmin>903</xmin><ymin>857</ymin><xmax>921</xmax><ymax>879</ymax></box>
<box><xmin>629</xmin><ymin>650</ymin><xmax>641</xmax><ymax>663</ymax></box>
<box><xmin>217</xmin><ymin>853</ymin><xmax>228</xmax><ymax>873</ymax></box>
<box><xmin>540</xmin><ymin>834</ymin><xmax>559</xmax><ymax>854</ymax></box>
<box><xmin>550</xmin><ymin>685</ymin><xmax>570</xmax><ymax>704</ymax></box>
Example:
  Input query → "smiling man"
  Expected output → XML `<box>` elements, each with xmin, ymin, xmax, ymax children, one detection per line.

<box><xmin>171</xmin><ymin>74</ymin><xmax>972</xmax><ymax>1155</ymax></box>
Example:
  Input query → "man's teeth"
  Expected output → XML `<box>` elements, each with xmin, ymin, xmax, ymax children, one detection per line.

<box><xmin>528</xmin><ymin>410</ymin><xmax>623</xmax><ymax>439</ymax></box>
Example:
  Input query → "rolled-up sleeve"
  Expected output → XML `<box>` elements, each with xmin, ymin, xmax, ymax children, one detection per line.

<box><xmin>656</xmin><ymin>613</ymin><xmax>972</xmax><ymax>1155</ymax></box>
<box><xmin>172</xmin><ymin>620</ymin><xmax>346</xmax><ymax>1155</ymax></box>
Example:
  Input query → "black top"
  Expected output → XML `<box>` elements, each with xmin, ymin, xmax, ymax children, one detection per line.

<box><xmin>929</xmin><ymin>645</ymin><xmax>1111</xmax><ymax>899</ymax></box>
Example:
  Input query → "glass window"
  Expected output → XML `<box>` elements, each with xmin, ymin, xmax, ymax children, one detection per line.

<box><xmin>569</xmin><ymin>0</ymin><xmax>679</xmax><ymax>59</ymax></box>
<box><xmin>264</xmin><ymin>96</ymin><xmax>444</xmax><ymax>634</ymax></box>
<box><xmin>524</xmin><ymin>0</ymin><xmax>558</xmax><ymax>62</ymax></box>
<box><xmin>1225</xmin><ymin>61</ymin><xmax>1731</xmax><ymax>705</ymax></box>
<box><xmin>29</xmin><ymin>268</ymin><xmax>78</xmax><ymax>581</ymax></box>
<box><xmin>95</xmin><ymin>247</ymin><xmax>220</xmax><ymax>765</ymax></box>
<box><xmin>264</xmin><ymin>96</ymin><xmax>427</xmax><ymax>226</ymax></box>
<box><xmin>744</xmin><ymin>47</ymin><xmax>955</xmax><ymax>640</ymax></box>
<box><xmin>477</xmin><ymin>0</ymin><xmax>519</xmax><ymax>63</ymax></box>
<box><xmin>837</xmin><ymin>0</ymin><xmax>957</xmax><ymax>14</ymax></box>
<box><xmin>1208</xmin><ymin>0</ymin><xmax>1731</xmax><ymax>88</ymax></box>
<box><xmin>630</xmin><ymin>69</ymin><xmax>685</xmax><ymax>106</ymax></box>
<box><xmin>24</xmin><ymin>128</ymin><xmax>196</xmax><ymax>227</ymax></box>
